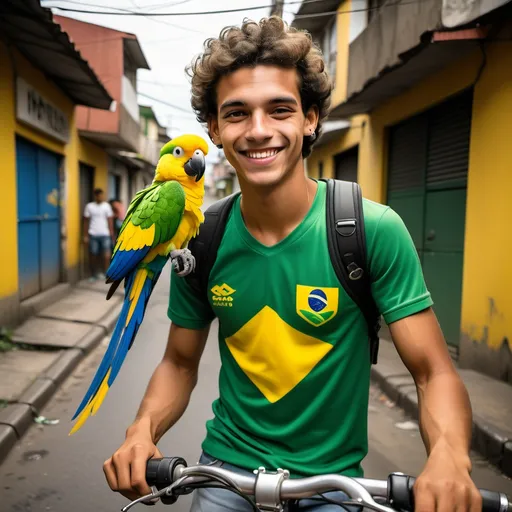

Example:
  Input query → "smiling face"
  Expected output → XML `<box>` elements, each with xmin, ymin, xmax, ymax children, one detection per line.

<box><xmin>208</xmin><ymin>65</ymin><xmax>318</xmax><ymax>189</ymax></box>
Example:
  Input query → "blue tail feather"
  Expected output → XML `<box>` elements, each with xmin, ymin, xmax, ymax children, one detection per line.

<box><xmin>71</xmin><ymin>299</ymin><xmax>130</xmax><ymax>420</ymax></box>
<box><xmin>108</xmin><ymin>277</ymin><xmax>155</xmax><ymax>384</ymax></box>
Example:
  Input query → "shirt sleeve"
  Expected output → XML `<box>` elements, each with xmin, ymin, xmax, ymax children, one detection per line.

<box><xmin>105</xmin><ymin>203</ymin><xmax>114</xmax><ymax>217</ymax></box>
<box><xmin>167</xmin><ymin>269</ymin><xmax>216</xmax><ymax>329</ymax></box>
<box><xmin>368</xmin><ymin>207</ymin><xmax>433</xmax><ymax>325</ymax></box>
<box><xmin>83</xmin><ymin>204</ymin><xmax>91</xmax><ymax>218</ymax></box>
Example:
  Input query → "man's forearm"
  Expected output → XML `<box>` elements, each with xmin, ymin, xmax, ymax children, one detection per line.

<box><xmin>108</xmin><ymin>218</ymin><xmax>115</xmax><ymax>238</ymax></box>
<box><xmin>128</xmin><ymin>358</ymin><xmax>198</xmax><ymax>444</ymax></box>
<box><xmin>416</xmin><ymin>369</ymin><xmax>473</xmax><ymax>468</ymax></box>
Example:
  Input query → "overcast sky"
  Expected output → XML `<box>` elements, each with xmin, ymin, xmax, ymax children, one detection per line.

<box><xmin>42</xmin><ymin>0</ymin><xmax>300</xmax><ymax>166</ymax></box>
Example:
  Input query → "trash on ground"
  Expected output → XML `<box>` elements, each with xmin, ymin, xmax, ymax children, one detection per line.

<box><xmin>33</xmin><ymin>416</ymin><xmax>60</xmax><ymax>426</ymax></box>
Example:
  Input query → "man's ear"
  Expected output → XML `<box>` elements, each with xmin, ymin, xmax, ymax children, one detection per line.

<box><xmin>303</xmin><ymin>105</ymin><xmax>320</xmax><ymax>136</ymax></box>
<box><xmin>208</xmin><ymin>116</ymin><xmax>222</xmax><ymax>148</ymax></box>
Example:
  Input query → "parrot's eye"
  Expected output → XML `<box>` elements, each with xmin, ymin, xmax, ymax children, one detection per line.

<box><xmin>194</xmin><ymin>150</ymin><xmax>204</xmax><ymax>157</ymax></box>
<box><xmin>173</xmin><ymin>146</ymin><xmax>184</xmax><ymax>157</ymax></box>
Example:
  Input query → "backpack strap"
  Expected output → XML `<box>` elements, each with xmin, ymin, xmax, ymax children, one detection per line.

<box><xmin>322</xmin><ymin>179</ymin><xmax>381</xmax><ymax>364</ymax></box>
<box><xmin>186</xmin><ymin>192</ymin><xmax>240</xmax><ymax>301</ymax></box>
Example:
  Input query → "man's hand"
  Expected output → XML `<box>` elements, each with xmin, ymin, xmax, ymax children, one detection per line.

<box><xmin>83</xmin><ymin>235</ymin><xmax>89</xmax><ymax>244</ymax></box>
<box><xmin>414</xmin><ymin>440</ymin><xmax>481</xmax><ymax>511</ymax></box>
<box><xmin>103</xmin><ymin>425</ymin><xmax>163</xmax><ymax>503</ymax></box>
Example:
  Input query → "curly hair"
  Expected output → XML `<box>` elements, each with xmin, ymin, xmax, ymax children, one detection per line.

<box><xmin>186</xmin><ymin>16</ymin><xmax>332</xmax><ymax>157</ymax></box>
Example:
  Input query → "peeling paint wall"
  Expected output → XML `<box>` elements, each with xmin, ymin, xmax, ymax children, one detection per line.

<box><xmin>458</xmin><ymin>43</ymin><xmax>512</xmax><ymax>383</ymax></box>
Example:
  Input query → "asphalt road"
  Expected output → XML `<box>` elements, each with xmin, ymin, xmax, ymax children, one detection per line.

<box><xmin>1</xmin><ymin>264</ymin><xmax>511</xmax><ymax>512</ymax></box>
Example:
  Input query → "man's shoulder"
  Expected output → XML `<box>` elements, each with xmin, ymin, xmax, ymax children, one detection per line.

<box><xmin>361</xmin><ymin>198</ymin><xmax>390</xmax><ymax>228</ymax></box>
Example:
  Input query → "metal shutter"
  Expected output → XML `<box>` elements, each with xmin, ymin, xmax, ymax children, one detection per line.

<box><xmin>426</xmin><ymin>90</ymin><xmax>473</xmax><ymax>187</ymax></box>
<box><xmin>388</xmin><ymin>113</ymin><xmax>427</xmax><ymax>193</ymax></box>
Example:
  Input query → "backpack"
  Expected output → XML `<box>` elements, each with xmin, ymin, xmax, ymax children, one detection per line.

<box><xmin>186</xmin><ymin>179</ymin><xmax>381</xmax><ymax>364</ymax></box>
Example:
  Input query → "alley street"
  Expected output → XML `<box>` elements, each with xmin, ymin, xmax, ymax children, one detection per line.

<box><xmin>1</xmin><ymin>264</ymin><xmax>511</xmax><ymax>512</ymax></box>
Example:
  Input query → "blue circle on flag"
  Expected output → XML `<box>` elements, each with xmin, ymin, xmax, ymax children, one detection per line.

<box><xmin>308</xmin><ymin>289</ymin><xmax>327</xmax><ymax>312</ymax></box>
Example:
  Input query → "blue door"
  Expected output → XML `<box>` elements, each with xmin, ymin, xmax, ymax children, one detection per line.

<box><xmin>16</xmin><ymin>137</ymin><xmax>61</xmax><ymax>300</ymax></box>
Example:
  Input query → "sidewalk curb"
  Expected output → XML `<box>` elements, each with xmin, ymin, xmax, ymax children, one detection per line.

<box><xmin>0</xmin><ymin>297</ymin><xmax>121</xmax><ymax>465</ymax></box>
<box><xmin>370</xmin><ymin>366</ymin><xmax>512</xmax><ymax>477</ymax></box>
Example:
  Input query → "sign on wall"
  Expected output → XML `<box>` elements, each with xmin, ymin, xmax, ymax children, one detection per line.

<box><xmin>16</xmin><ymin>77</ymin><xmax>70</xmax><ymax>143</ymax></box>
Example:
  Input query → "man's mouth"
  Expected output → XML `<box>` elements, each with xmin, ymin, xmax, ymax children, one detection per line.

<box><xmin>239</xmin><ymin>148</ymin><xmax>283</xmax><ymax>159</ymax></box>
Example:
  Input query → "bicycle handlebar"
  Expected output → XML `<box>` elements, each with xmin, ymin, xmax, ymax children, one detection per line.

<box><xmin>122</xmin><ymin>456</ymin><xmax>511</xmax><ymax>512</ymax></box>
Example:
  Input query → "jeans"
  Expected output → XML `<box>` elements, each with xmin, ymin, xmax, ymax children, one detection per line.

<box><xmin>89</xmin><ymin>235</ymin><xmax>111</xmax><ymax>255</ymax></box>
<box><xmin>189</xmin><ymin>452</ymin><xmax>358</xmax><ymax>511</ymax></box>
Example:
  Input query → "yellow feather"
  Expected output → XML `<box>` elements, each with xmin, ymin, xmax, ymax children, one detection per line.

<box><xmin>69</xmin><ymin>372</ymin><xmax>112</xmax><ymax>435</ymax></box>
<box><xmin>116</xmin><ymin>223</ymin><xmax>155</xmax><ymax>252</ymax></box>
<box><xmin>91</xmin><ymin>373</ymin><xmax>111</xmax><ymax>415</ymax></box>
<box><xmin>127</xmin><ymin>269</ymin><xmax>147</xmax><ymax>324</ymax></box>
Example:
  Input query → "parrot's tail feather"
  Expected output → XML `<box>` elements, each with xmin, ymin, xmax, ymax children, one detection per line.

<box><xmin>106</xmin><ymin>280</ymin><xmax>121</xmax><ymax>301</ymax></box>
<box><xmin>69</xmin><ymin>370</ymin><xmax>111</xmax><ymax>436</ymax></box>
<box><xmin>108</xmin><ymin>269</ymin><xmax>154</xmax><ymax>384</ymax></box>
<box><xmin>70</xmin><ymin>267</ymin><xmax>158</xmax><ymax>434</ymax></box>
<box><xmin>70</xmin><ymin>301</ymin><xmax>129</xmax><ymax>421</ymax></box>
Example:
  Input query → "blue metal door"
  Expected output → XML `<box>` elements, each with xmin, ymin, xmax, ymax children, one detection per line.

<box><xmin>16</xmin><ymin>137</ymin><xmax>61</xmax><ymax>300</ymax></box>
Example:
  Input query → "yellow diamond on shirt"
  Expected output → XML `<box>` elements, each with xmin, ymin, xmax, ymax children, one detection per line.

<box><xmin>225</xmin><ymin>306</ymin><xmax>333</xmax><ymax>403</ymax></box>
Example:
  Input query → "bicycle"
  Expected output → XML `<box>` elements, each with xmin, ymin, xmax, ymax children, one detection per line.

<box><xmin>119</xmin><ymin>456</ymin><xmax>512</xmax><ymax>512</ymax></box>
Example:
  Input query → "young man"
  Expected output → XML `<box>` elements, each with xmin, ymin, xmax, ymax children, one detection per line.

<box><xmin>103</xmin><ymin>18</ymin><xmax>481</xmax><ymax>511</ymax></box>
<box><xmin>83</xmin><ymin>188</ymin><xmax>115</xmax><ymax>281</ymax></box>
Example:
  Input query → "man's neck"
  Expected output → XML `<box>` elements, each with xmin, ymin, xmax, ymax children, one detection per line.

<box><xmin>239</xmin><ymin>168</ymin><xmax>317</xmax><ymax>247</ymax></box>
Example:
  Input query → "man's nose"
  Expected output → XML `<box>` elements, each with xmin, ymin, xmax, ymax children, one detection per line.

<box><xmin>246</xmin><ymin>111</ymin><xmax>272</xmax><ymax>141</ymax></box>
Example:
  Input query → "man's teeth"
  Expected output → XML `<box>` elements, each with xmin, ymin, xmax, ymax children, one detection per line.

<box><xmin>247</xmin><ymin>149</ymin><xmax>278</xmax><ymax>159</ymax></box>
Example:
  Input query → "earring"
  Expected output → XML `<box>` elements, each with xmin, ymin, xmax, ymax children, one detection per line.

<box><xmin>309</xmin><ymin>130</ymin><xmax>316</xmax><ymax>142</ymax></box>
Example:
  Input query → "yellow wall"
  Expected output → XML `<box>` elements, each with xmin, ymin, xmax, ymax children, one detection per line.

<box><xmin>307</xmin><ymin>115</ymin><xmax>365</xmax><ymax>178</ymax></box>
<box><xmin>460</xmin><ymin>43</ymin><xmax>512</xmax><ymax>352</ymax></box>
<box><xmin>309</xmin><ymin>42</ymin><xmax>512</xmax><ymax>361</ymax></box>
<box><xmin>0</xmin><ymin>43</ymin><xmax>108</xmax><ymax>302</ymax></box>
<box><xmin>0</xmin><ymin>44</ymin><xmax>18</xmax><ymax>300</ymax></box>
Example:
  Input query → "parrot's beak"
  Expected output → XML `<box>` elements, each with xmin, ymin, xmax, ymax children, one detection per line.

<box><xmin>184</xmin><ymin>152</ymin><xmax>206</xmax><ymax>182</ymax></box>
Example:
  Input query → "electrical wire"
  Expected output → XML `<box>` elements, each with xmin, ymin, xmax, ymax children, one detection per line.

<box><xmin>137</xmin><ymin>92</ymin><xmax>195</xmax><ymax>114</ymax></box>
<box><xmin>291</xmin><ymin>0</ymin><xmax>423</xmax><ymax>19</ymax></box>
<box><xmin>43</xmin><ymin>0</ymin><xmax>210</xmax><ymax>34</ymax></box>
<box><xmin>41</xmin><ymin>0</ymin><xmax>427</xmax><ymax>19</ymax></box>
<box><xmin>41</xmin><ymin>0</ymin><xmax>326</xmax><ymax>15</ymax></box>
<box><xmin>38</xmin><ymin>0</ymin><xmax>342</xmax><ymax>16</ymax></box>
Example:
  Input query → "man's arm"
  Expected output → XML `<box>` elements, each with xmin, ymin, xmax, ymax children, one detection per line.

<box><xmin>103</xmin><ymin>322</ymin><xmax>210</xmax><ymax>502</ymax></box>
<box><xmin>390</xmin><ymin>308</ymin><xmax>481</xmax><ymax>512</ymax></box>
<box><xmin>108</xmin><ymin>216</ymin><xmax>115</xmax><ymax>240</ymax></box>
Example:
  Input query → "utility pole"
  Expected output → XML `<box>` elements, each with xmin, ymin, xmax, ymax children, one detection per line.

<box><xmin>270</xmin><ymin>0</ymin><xmax>284</xmax><ymax>17</ymax></box>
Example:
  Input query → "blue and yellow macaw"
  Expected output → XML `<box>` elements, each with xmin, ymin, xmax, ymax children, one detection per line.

<box><xmin>70</xmin><ymin>134</ymin><xmax>208</xmax><ymax>434</ymax></box>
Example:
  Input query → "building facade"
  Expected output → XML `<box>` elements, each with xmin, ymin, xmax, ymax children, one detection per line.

<box><xmin>53</xmin><ymin>15</ymin><xmax>150</xmax><ymax>277</ymax></box>
<box><xmin>295</xmin><ymin>0</ymin><xmax>512</xmax><ymax>382</ymax></box>
<box><xmin>0</xmin><ymin>0</ymin><xmax>112</xmax><ymax>327</ymax></box>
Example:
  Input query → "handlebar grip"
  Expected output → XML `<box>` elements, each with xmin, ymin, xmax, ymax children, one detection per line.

<box><xmin>388</xmin><ymin>474</ymin><xmax>510</xmax><ymax>512</ymax></box>
<box><xmin>146</xmin><ymin>457</ymin><xmax>187</xmax><ymax>505</ymax></box>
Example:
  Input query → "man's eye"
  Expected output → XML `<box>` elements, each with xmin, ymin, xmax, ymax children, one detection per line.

<box><xmin>226</xmin><ymin>111</ymin><xmax>246</xmax><ymax>118</ymax></box>
<box><xmin>273</xmin><ymin>108</ymin><xmax>292</xmax><ymax>115</ymax></box>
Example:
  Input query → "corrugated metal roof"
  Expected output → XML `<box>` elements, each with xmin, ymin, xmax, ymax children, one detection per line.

<box><xmin>0</xmin><ymin>0</ymin><xmax>113</xmax><ymax>110</ymax></box>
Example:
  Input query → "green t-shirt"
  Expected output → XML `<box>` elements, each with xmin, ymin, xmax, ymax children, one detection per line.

<box><xmin>168</xmin><ymin>180</ymin><xmax>432</xmax><ymax>478</ymax></box>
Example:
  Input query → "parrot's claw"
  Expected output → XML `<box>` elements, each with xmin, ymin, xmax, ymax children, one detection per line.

<box><xmin>170</xmin><ymin>249</ymin><xmax>196</xmax><ymax>277</ymax></box>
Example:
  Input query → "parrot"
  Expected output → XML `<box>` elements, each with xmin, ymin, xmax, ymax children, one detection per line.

<box><xmin>69</xmin><ymin>134</ymin><xmax>209</xmax><ymax>435</ymax></box>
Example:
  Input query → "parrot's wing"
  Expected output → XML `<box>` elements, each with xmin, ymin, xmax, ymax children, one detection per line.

<box><xmin>106</xmin><ymin>181</ymin><xmax>186</xmax><ymax>282</ymax></box>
